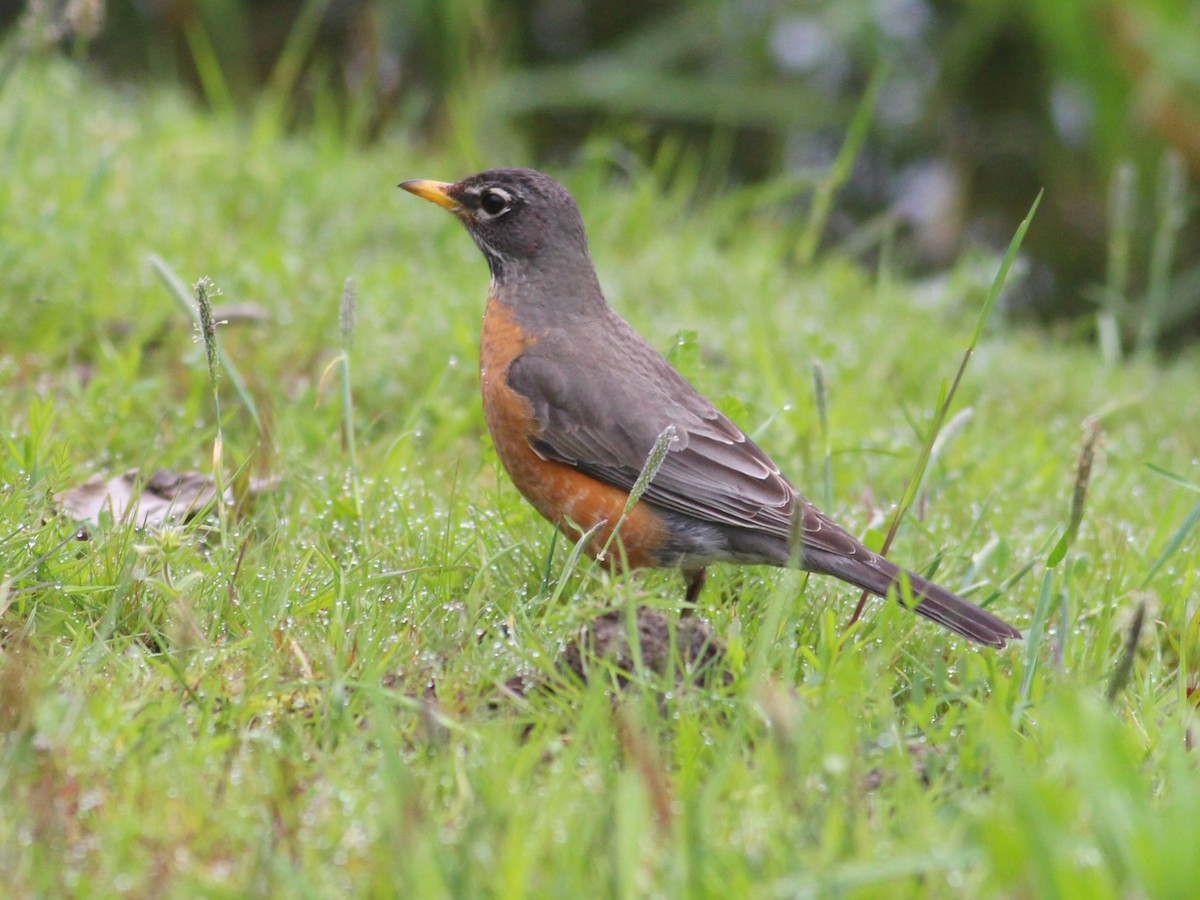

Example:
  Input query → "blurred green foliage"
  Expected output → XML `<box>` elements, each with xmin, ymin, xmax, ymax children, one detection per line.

<box><xmin>3</xmin><ymin>0</ymin><xmax>1199</xmax><ymax>347</ymax></box>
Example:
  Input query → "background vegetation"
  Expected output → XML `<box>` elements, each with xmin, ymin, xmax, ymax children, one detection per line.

<box><xmin>5</xmin><ymin>0</ymin><xmax>1200</xmax><ymax>349</ymax></box>
<box><xmin>1</xmin><ymin>3</ymin><xmax>1200</xmax><ymax>896</ymax></box>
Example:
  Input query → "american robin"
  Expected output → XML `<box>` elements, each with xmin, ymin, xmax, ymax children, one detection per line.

<box><xmin>401</xmin><ymin>168</ymin><xmax>1021</xmax><ymax>648</ymax></box>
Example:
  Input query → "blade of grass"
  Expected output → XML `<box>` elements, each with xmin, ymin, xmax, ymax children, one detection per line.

<box><xmin>1145</xmin><ymin>463</ymin><xmax>1200</xmax><ymax>494</ymax></box>
<box><xmin>540</xmin><ymin>528</ymin><xmax>560</xmax><ymax>595</ymax></box>
<box><xmin>253</xmin><ymin>0</ymin><xmax>334</xmax><ymax>143</ymax></box>
<box><xmin>812</xmin><ymin>362</ymin><xmax>833</xmax><ymax>511</ymax></box>
<box><xmin>547</xmin><ymin>521</ymin><xmax>606</xmax><ymax>608</ymax></box>
<box><xmin>848</xmin><ymin>191</ymin><xmax>1043</xmax><ymax>627</ymax></box>
<box><xmin>149</xmin><ymin>253</ymin><xmax>262</xmax><ymax>430</ymax></box>
<box><xmin>580</xmin><ymin>425</ymin><xmax>679</xmax><ymax>675</ymax></box>
<box><xmin>1136</xmin><ymin>150</ymin><xmax>1187</xmax><ymax>355</ymax></box>
<box><xmin>338</xmin><ymin>277</ymin><xmax>363</xmax><ymax>522</ymax></box>
<box><xmin>1048</xmin><ymin>419</ymin><xmax>1102</xmax><ymax>568</ymax></box>
<box><xmin>1017</xmin><ymin>568</ymin><xmax>1059</xmax><ymax>713</ymax></box>
<box><xmin>493</xmin><ymin>66</ymin><xmax>840</xmax><ymax>133</ymax></box>
<box><xmin>1105</xmin><ymin>601</ymin><xmax>1146</xmax><ymax>704</ymax></box>
<box><xmin>745</xmin><ymin>571</ymin><xmax>795</xmax><ymax>684</ymax></box>
<box><xmin>1138</xmin><ymin>499</ymin><xmax>1200</xmax><ymax>590</ymax></box>
<box><xmin>596</xmin><ymin>425</ymin><xmax>677</xmax><ymax>565</ymax></box>
<box><xmin>796</xmin><ymin>63</ymin><xmax>888</xmax><ymax>266</ymax></box>
<box><xmin>181</xmin><ymin>16</ymin><xmax>236</xmax><ymax>117</ymax></box>
<box><xmin>746</xmin><ymin>473</ymin><xmax>825</xmax><ymax>682</ymax></box>
<box><xmin>194</xmin><ymin>277</ymin><xmax>228</xmax><ymax>539</ymax></box>
<box><xmin>917</xmin><ymin>406</ymin><xmax>974</xmax><ymax>504</ymax></box>
<box><xmin>1099</xmin><ymin>161</ymin><xmax>1135</xmax><ymax>363</ymax></box>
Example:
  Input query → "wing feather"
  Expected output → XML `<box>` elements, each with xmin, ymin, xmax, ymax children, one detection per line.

<box><xmin>508</xmin><ymin>325</ymin><xmax>862</xmax><ymax>558</ymax></box>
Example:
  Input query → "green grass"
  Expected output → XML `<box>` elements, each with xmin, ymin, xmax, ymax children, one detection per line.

<box><xmin>2</xmin><ymin>59</ymin><xmax>1200</xmax><ymax>897</ymax></box>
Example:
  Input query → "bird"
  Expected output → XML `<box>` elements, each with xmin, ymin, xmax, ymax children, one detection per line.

<box><xmin>400</xmin><ymin>168</ymin><xmax>1021</xmax><ymax>648</ymax></box>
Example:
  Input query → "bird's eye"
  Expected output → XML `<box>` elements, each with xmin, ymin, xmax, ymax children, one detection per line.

<box><xmin>479</xmin><ymin>189</ymin><xmax>510</xmax><ymax>216</ymax></box>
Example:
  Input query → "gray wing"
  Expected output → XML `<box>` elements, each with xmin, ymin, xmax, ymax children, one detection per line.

<box><xmin>506</xmin><ymin>324</ymin><xmax>865</xmax><ymax>560</ymax></box>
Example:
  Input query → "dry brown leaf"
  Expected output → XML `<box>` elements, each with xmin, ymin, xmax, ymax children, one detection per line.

<box><xmin>56</xmin><ymin>468</ymin><xmax>228</xmax><ymax>529</ymax></box>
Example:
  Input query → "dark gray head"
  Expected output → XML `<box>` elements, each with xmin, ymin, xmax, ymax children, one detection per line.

<box><xmin>400</xmin><ymin>167</ymin><xmax>594</xmax><ymax>285</ymax></box>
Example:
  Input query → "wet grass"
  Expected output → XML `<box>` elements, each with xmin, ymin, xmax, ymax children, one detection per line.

<box><xmin>2</xmin><ymin>60</ymin><xmax>1200</xmax><ymax>897</ymax></box>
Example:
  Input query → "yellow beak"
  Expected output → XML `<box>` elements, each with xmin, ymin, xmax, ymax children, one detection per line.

<box><xmin>398</xmin><ymin>179</ymin><xmax>462</xmax><ymax>211</ymax></box>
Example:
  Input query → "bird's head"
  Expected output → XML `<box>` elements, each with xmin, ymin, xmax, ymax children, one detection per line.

<box><xmin>400</xmin><ymin>167</ymin><xmax>591</xmax><ymax>284</ymax></box>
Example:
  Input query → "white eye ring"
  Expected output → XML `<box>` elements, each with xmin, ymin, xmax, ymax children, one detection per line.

<box><xmin>478</xmin><ymin>188</ymin><xmax>512</xmax><ymax>217</ymax></box>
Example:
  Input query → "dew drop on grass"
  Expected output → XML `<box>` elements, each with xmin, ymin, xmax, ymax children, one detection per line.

<box><xmin>112</xmin><ymin>874</ymin><xmax>136</xmax><ymax>893</ymax></box>
<box><xmin>823</xmin><ymin>754</ymin><xmax>847</xmax><ymax>774</ymax></box>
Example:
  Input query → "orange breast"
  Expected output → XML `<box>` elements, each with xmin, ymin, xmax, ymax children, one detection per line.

<box><xmin>479</xmin><ymin>291</ymin><xmax>669</xmax><ymax>570</ymax></box>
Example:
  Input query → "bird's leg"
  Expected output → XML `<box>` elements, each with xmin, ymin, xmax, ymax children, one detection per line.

<box><xmin>682</xmin><ymin>567</ymin><xmax>707</xmax><ymax>614</ymax></box>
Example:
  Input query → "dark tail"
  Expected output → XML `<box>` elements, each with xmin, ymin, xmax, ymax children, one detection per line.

<box><xmin>805</xmin><ymin>548</ymin><xmax>1022</xmax><ymax>648</ymax></box>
